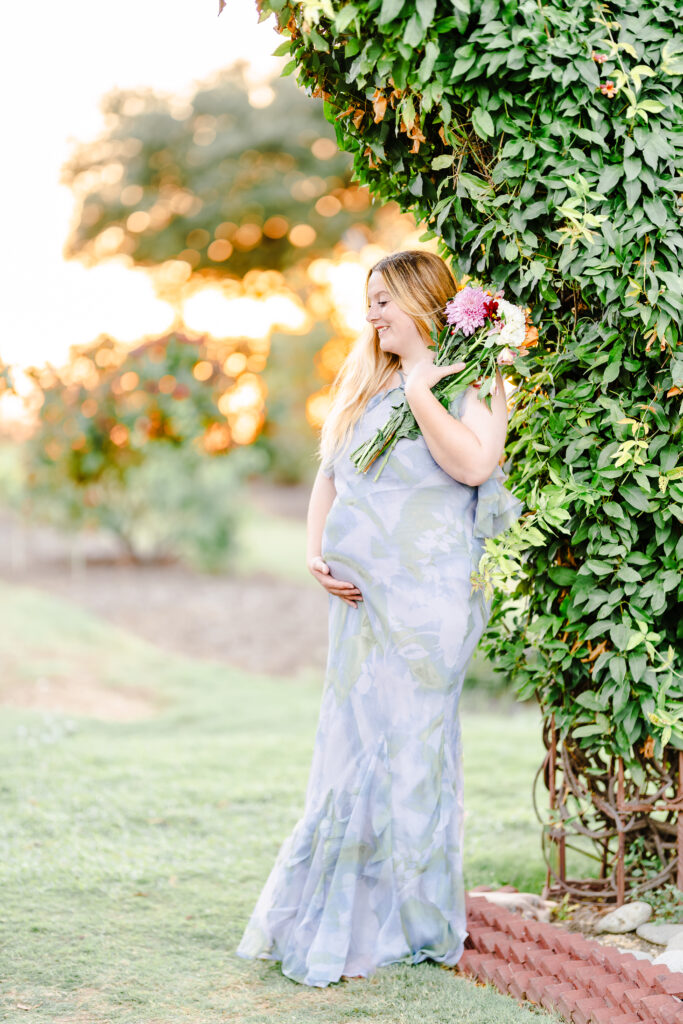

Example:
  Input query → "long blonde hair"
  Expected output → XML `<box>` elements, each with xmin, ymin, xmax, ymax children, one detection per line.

<box><xmin>319</xmin><ymin>250</ymin><xmax>457</xmax><ymax>468</ymax></box>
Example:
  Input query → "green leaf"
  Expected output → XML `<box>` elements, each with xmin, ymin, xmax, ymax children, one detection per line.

<box><xmin>471</xmin><ymin>107</ymin><xmax>495</xmax><ymax>140</ymax></box>
<box><xmin>582</xmin><ymin>559</ymin><xmax>613</xmax><ymax>577</ymax></box>
<box><xmin>610</xmin><ymin>623</ymin><xmax>635</xmax><ymax>651</ymax></box>
<box><xmin>403</xmin><ymin>12</ymin><xmax>424</xmax><ymax>45</ymax></box>
<box><xmin>629</xmin><ymin>651</ymin><xmax>647</xmax><ymax>682</ymax></box>
<box><xmin>617</xmin><ymin>566</ymin><xmax>641</xmax><ymax>583</ymax></box>
<box><xmin>432</xmin><ymin>154</ymin><xmax>454</xmax><ymax>170</ymax></box>
<box><xmin>597</xmin><ymin>164</ymin><xmax>622</xmax><ymax>194</ymax></box>
<box><xmin>620</xmin><ymin>484</ymin><xmax>653</xmax><ymax>512</ymax></box>
<box><xmin>272</xmin><ymin>40</ymin><xmax>293</xmax><ymax>57</ymax></box>
<box><xmin>378</xmin><ymin>0</ymin><xmax>405</xmax><ymax>25</ymax></box>
<box><xmin>548</xmin><ymin>567</ymin><xmax>576</xmax><ymax>585</ymax></box>
<box><xmin>662</xmin><ymin>38</ymin><xmax>683</xmax><ymax>75</ymax></box>
<box><xmin>643</xmin><ymin>199</ymin><xmax>668</xmax><ymax>228</ymax></box>
<box><xmin>577</xmin><ymin>690</ymin><xmax>608</xmax><ymax>711</ymax></box>
<box><xmin>573</xmin><ymin>723</ymin><xmax>608</xmax><ymax>739</ymax></box>
<box><xmin>609</xmin><ymin>655</ymin><xmax>627</xmax><ymax>685</ymax></box>
<box><xmin>416</xmin><ymin>0</ymin><xmax>436</xmax><ymax>29</ymax></box>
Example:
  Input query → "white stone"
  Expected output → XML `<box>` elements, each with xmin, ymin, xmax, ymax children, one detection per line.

<box><xmin>637</xmin><ymin>922</ymin><xmax>683</xmax><ymax>945</ymax></box>
<box><xmin>653</xmin><ymin>950</ymin><xmax>683</xmax><ymax>974</ymax></box>
<box><xmin>596</xmin><ymin>901</ymin><xmax>653</xmax><ymax>934</ymax></box>
<box><xmin>665</xmin><ymin>931</ymin><xmax>683</xmax><ymax>952</ymax></box>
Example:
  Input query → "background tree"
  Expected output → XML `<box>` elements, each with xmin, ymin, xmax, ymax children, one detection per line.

<box><xmin>61</xmin><ymin>63</ymin><xmax>406</xmax><ymax>483</ymax></box>
<box><xmin>63</xmin><ymin>64</ymin><xmax>375</xmax><ymax>282</ymax></box>
<box><xmin>255</xmin><ymin>0</ymin><xmax>683</xmax><ymax>890</ymax></box>
<box><xmin>24</xmin><ymin>333</ymin><xmax>265</xmax><ymax>567</ymax></box>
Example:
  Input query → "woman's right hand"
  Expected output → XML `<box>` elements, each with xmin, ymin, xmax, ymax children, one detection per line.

<box><xmin>308</xmin><ymin>556</ymin><xmax>363</xmax><ymax>608</ymax></box>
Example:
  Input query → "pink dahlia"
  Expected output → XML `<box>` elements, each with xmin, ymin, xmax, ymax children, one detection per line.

<box><xmin>445</xmin><ymin>286</ymin><xmax>491</xmax><ymax>336</ymax></box>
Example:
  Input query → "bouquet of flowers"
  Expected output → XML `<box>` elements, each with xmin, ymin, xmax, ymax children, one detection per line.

<box><xmin>351</xmin><ymin>284</ymin><xmax>537</xmax><ymax>479</ymax></box>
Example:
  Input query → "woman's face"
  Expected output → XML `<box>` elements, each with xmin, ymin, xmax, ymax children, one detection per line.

<box><xmin>366</xmin><ymin>271</ymin><xmax>425</xmax><ymax>359</ymax></box>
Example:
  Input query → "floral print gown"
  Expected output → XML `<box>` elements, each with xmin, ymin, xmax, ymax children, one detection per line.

<box><xmin>236</xmin><ymin>377</ymin><xmax>522</xmax><ymax>987</ymax></box>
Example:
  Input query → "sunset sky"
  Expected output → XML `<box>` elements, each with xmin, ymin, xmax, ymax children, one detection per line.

<box><xmin>1</xmin><ymin>0</ymin><xmax>281</xmax><ymax>373</ymax></box>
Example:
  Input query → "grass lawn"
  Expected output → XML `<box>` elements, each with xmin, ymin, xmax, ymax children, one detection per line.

<box><xmin>0</xmin><ymin>579</ymin><xmax>559</xmax><ymax>1023</ymax></box>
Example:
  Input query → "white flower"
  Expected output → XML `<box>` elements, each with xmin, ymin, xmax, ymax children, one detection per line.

<box><xmin>497</xmin><ymin>346</ymin><xmax>518</xmax><ymax>366</ymax></box>
<box><xmin>496</xmin><ymin>299</ymin><xmax>526</xmax><ymax>349</ymax></box>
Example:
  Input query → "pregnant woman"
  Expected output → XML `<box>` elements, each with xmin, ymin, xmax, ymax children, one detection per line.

<box><xmin>236</xmin><ymin>249</ymin><xmax>522</xmax><ymax>987</ymax></box>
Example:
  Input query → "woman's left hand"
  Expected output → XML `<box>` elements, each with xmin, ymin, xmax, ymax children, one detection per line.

<box><xmin>404</xmin><ymin>359</ymin><xmax>467</xmax><ymax>398</ymax></box>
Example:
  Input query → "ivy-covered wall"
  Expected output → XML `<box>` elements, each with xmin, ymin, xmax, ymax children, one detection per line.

<box><xmin>255</xmin><ymin>0</ymin><xmax>683</xmax><ymax>767</ymax></box>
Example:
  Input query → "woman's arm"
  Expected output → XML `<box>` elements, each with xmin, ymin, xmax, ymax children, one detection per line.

<box><xmin>306</xmin><ymin>468</ymin><xmax>363</xmax><ymax>607</ymax></box>
<box><xmin>404</xmin><ymin>365</ymin><xmax>508</xmax><ymax>487</ymax></box>
<box><xmin>306</xmin><ymin>468</ymin><xmax>336</xmax><ymax>568</ymax></box>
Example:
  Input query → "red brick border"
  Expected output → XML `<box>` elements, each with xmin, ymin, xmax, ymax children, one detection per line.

<box><xmin>458</xmin><ymin>894</ymin><xmax>683</xmax><ymax>1024</ymax></box>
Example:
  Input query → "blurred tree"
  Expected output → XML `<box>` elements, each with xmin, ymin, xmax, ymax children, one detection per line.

<box><xmin>62</xmin><ymin>64</ymin><xmax>375</xmax><ymax>282</ymax></box>
<box><xmin>24</xmin><ymin>333</ymin><xmax>266</xmax><ymax>566</ymax></box>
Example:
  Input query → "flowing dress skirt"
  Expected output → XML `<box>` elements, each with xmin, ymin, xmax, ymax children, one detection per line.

<box><xmin>236</xmin><ymin>384</ymin><xmax>521</xmax><ymax>986</ymax></box>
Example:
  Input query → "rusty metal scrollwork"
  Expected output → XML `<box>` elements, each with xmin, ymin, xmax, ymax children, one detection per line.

<box><xmin>536</xmin><ymin>715</ymin><xmax>683</xmax><ymax>904</ymax></box>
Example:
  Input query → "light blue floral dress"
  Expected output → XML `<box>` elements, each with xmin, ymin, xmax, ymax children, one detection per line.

<box><xmin>236</xmin><ymin>376</ymin><xmax>522</xmax><ymax>987</ymax></box>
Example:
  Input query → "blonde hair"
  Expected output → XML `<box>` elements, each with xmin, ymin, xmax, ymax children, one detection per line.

<box><xmin>319</xmin><ymin>250</ymin><xmax>456</xmax><ymax>469</ymax></box>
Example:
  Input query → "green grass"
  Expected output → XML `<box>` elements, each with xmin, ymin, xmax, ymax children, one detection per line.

<box><xmin>233</xmin><ymin>503</ymin><xmax>313</xmax><ymax>585</ymax></box>
<box><xmin>0</xmin><ymin>581</ymin><xmax>559</xmax><ymax>1023</ymax></box>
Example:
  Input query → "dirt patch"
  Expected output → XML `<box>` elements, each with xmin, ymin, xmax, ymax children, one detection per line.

<box><xmin>0</xmin><ymin>483</ymin><xmax>328</xmax><ymax>700</ymax></box>
<box><xmin>1</xmin><ymin>562</ymin><xmax>328</xmax><ymax>677</ymax></box>
<box><xmin>1</xmin><ymin>671</ymin><xmax>160</xmax><ymax>722</ymax></box>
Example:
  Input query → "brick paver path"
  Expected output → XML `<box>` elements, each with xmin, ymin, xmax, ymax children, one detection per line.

<box><xmin>459</xmin><ymin>894</ymin><xmax>683</xmax><ymax>1024</ymax></box>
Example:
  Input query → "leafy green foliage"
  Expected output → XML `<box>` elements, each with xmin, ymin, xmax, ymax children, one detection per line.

<box><xmin>63</xmin><ymin>65</ymin><xmax>374</xmax><ymax>278</ymax></box>
<box><xmin>261</xmin><ymin>0</ymin><xmax>683</xmax><ymax>765</ymax></box>
<box><xmin>24</xmin><ymin>334</ymin><xmax>264</xmax><ymax>566</ymax></box>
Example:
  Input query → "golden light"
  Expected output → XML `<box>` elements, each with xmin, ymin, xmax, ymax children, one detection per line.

<box><xmin>233</xmin><ymin>223</ymin><xmax>262</xmax><ymax>250</ymax></box>
<box><xmin>93</xmin><ymin>225</ymin><xmax>125</xmax><ymax>258</ymax></box>
<box><xmin>121</xmin><ymin>184</ymin><xmax>144</xmax><ymax>206</ymax></box>
<box><xmin>203</xmin><ymin>422</ymin><xmax>231</xmax><ymax>452</ymax></box>
<box><xmin>217</xmin><ymin>371</ymin><xmax>266</xmax><ymax>417</ymax></box>
<box><xmin>178</xmin><ymin>248</ymin><xmax>200</xmax><ymax>268</ymax></box>
<box><xmin>192</xmin><ymin>360</ymin><xmax>213</xmax><ymax>381</ymax></box>
<box><xmin>169</xmin><ymin>191</ymin><xmax>202</xmax><ymax>216</ymax></box>
<box><xmin>183</xmin><ymin>289</ymin><xmax>275</xmax><ymax>339</ymax></box>
<box><xmin>231</xmin><ymin>411</ymin><xmax>262</xmax><ymax>445</ymax></box>
<box><xmin>315</xmin><ymin>195</ymin><xmax>342</xmax><ymax>217</ymax></box>
<box><xmin>68</xmin><ymin>355</ymin><xmax>99</xmax><ymax>388</ymax></box>
<box><xmin>262</xmin><ymin>293</ymin><xmax>308</xmax><ymax>331</ymax></box>
<box><xmin>158</xmin><ymin>374</ymin><xmax>176</xmax><ymax>394</ymax></box>
<box><xmin>316</xmin><ymin>337</ymin><xmax>351</xmax><ymax>378</ymax></box>
<box><xmin>311</xmin><ymin>138</ymin><xmax>338</xmax><ymax>160</ymax></box>
<box><xmin>263</xmin><ymin>216</ymin><xmax>288</xmax><ymax>239</ymax></box>
<box><xmin>215</xmin><ymin>221</ymin><xmax>237</xmax><ymax>239</ymax></box>
<box><xmin>342</xmin><ymin>188</ymin><xmax>371</xmax><ymax>212</ymax></box>
<box><xmin>101</xmin><ymin>162</ymin><xmax>124</xmax><ymax>185</ymax></box>
<box><xmin>290</xmin><ymin>176</ymin><xmax>327</xmax><ymax>201</ymax></box>
<box><xmin>120</xmin><ymin>370</ymin><xmax>139</xmax><ymax>391</ymax></box>
<box><xmin>306</xmin><ymin>388</ymin><xmax>331</xmax><ymax>429</ymax></box>
<box><xmin>127</xmin><ymin>210</ymin><xmax>151</xmax><ymax>233</ymax></box>
<box><xmin>248</xmin><ymin>85</ymin><xmax>275</xmax><ymax>108</ymax></box>
<box><xmin>110</xmin><ymin>424</ymin><xmax>129</xmax><ymax>446</ymax></box>
<box><xmin>81</xmin><ymin>398</ymin><xmax>98</xmax><ymax>417</ymax></box>
<box><xmin>223</xmin><ymin>352</ymin><xmax>248</xmax><ymax>375</ymax></box>
<box><xmin>289</xmin><ymin>224</ymin><xmax>317</xmax><ymax>248</ymax></box>
<box><xmin>247</xmin><ymin>354</ymin><xmax>267</xmax><ymax>372</ymax></box>
<box><xmin>207</xmin><ymin>239</ymin><xmax>233</xmax><ymax>261</ymax></box>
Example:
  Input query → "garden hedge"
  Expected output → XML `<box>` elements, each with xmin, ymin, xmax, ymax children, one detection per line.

<box><xmin>247</xmin><ymin>0</ymin><xmax>683</xmax><ymax>771</ymax></box>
